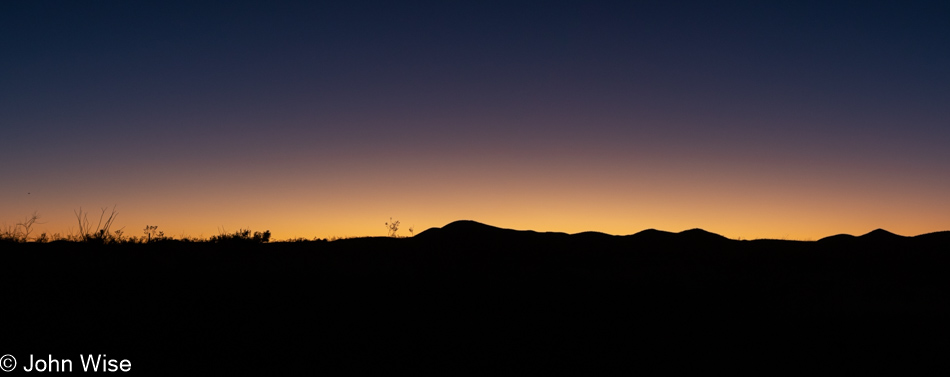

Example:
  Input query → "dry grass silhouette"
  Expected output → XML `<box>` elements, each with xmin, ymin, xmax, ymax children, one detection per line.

<box><xmin>74</xmin><ymin>206</ymin><xmax>122</xmax><ymax>244</ymax></box>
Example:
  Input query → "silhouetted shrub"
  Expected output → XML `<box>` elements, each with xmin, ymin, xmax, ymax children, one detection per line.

<box><xmin>1</xmin><ymin>212</ymin><xmax>42</xmax><ymax>242</ymax></box>
<box><xmin>75</xmin><ymin>207</ymin><xmax>122</xmax><ymax>244</ymax></box>
<box><xmin>285</xmin><ymin>237</ymin><xmax>328</xmax><ymax>243</ymax></box>
<box><xmin>0</xmin><ymin>225</ymin><xmax>18</xmax><ymax>242</ymax></box>
<box><xmin>385</xmin><ymin>217</ymin><xmax>400</xmax><ymax>237</ymax></box>
<box><xmin>143</xmin><ymin>225</ymin><xmax>166</xmax><ymax>243</ymax></box>
<box><xmin>210</xmin><ymin>229</ymin><xmax>271</xmax><ymax>244</ymax></box>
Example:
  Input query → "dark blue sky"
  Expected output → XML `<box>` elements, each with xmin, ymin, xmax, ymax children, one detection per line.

<box><xmin>3</xmin><ymin>1</ymin><xmax>949</xmax><ymax>239</ymax></box>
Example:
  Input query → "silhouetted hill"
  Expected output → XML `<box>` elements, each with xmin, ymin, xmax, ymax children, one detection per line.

<box><xmin>914</xmin><ymin>230</ymin><xmax>950</xmax><ymax>242</ymax></box>
<box><xmin>415</xmin><ymin>219</ymin><xmax>513</xmax><ymax>239</ymax></box>
<box><xmin>858</xmin><ymin>228</ymin><xmax>905</xmax><ymax>240</ymax></box>
<box><xmin>627</xmin><ymin>228</ymin><xmax>677</xmax><ymax>242</ymax></box>
<box><xmin>818</xmin><ymin>233</ymin><xmax>857</xmax><ymax>243</ymax></box>
<box><xmin>416</xmin><ymin>220</ymin><xmax>572</xmax><ymax>250</ymax></box>
<box><xmin>417</xmin><ymin>221</ymin><xmax>736</xmax><ymax>246</ymax></box>
<box><xmin>572</xmin><ymin>230</ymin><xmax>613</xmax><ymax>237</ymax></box>
<box><xmin>678</xmin><ymin>227</ymin><xmax>731</xmax><ymax>242</ymax></box>
<box><xmin>816</xmin><ymin>228</ymin><xmax>912</xmax><ymax>244</ymax></box>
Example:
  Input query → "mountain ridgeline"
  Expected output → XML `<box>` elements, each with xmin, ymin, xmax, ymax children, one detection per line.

<box><xmin>5</xmin><ymin>220</ymin><xmax>950</xmax><ymax>373</ymax></box>
<box><xmin>411</xmin><ymin>220</ymin><xmax>946</xmax><ymax>254</ymax></box>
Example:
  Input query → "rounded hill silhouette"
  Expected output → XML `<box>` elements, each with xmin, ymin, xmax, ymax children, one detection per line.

<box><xmin>415</xmin><ymin>220</ymin><xmax>511</xmax><ymax>240</ymax></box>
<box><xmin>678</xmin><ymin>228</ymin><xmax>730</xmax><ymax>242</ymax></box>
<box><xmin>818</xmin><ymin>233</ymin><xmax>857</xmax><ymax>243</ymax></box>
<box><xmin>858</xmin><ymin>228</ymin><xmax>905</xmax><ymax>240</ymax></box>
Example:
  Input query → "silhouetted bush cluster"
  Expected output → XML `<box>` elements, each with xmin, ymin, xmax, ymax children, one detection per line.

<box><xmin>1</xmin><ymin>212</ymin><xmax>42</xmax><ymax>243</ymax></box>
<box><xmin>4</xmin><ymin>209</ymin><xmax>410</xmax><ymax>244</ymax></box>
<box><xmin>210</xmin><ymin>229</ymin><xmax>271</xmax><ymax>244</ymax></box>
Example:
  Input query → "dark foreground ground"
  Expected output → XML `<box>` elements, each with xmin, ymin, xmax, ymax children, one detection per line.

<box><xmin>4</xmin><ymin>221</ymin><xmax>950</xmax><ymax>374</ymax></box>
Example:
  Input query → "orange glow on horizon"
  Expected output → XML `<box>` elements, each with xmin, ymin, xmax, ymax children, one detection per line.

<box><xmin>5</xmin><ymin>118</ymin><xmax>948</xmax><ymax>242</ymax></box>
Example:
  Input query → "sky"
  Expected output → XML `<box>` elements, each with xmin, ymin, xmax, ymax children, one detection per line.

<box><xmin>2</xmin><ymin>0</ymin><xmax>949</xmax><ymax>240</ymax></box>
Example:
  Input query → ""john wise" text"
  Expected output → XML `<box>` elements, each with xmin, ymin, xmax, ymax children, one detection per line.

<box><xmin>21</xmin><ymin>354</ymin><xmax>131</xmax><ymax>373</ymax></box>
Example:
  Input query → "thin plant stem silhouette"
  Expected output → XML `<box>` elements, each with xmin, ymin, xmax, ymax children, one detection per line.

<box><xmin>385</xmin><ymin>217</ymin><xmax>400</xmax><ymax>237</ymax></box>
<box><xmin>75</xmin><ymin>206</ymin><xmax>120</xmax><ymax>244</ymax></box>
